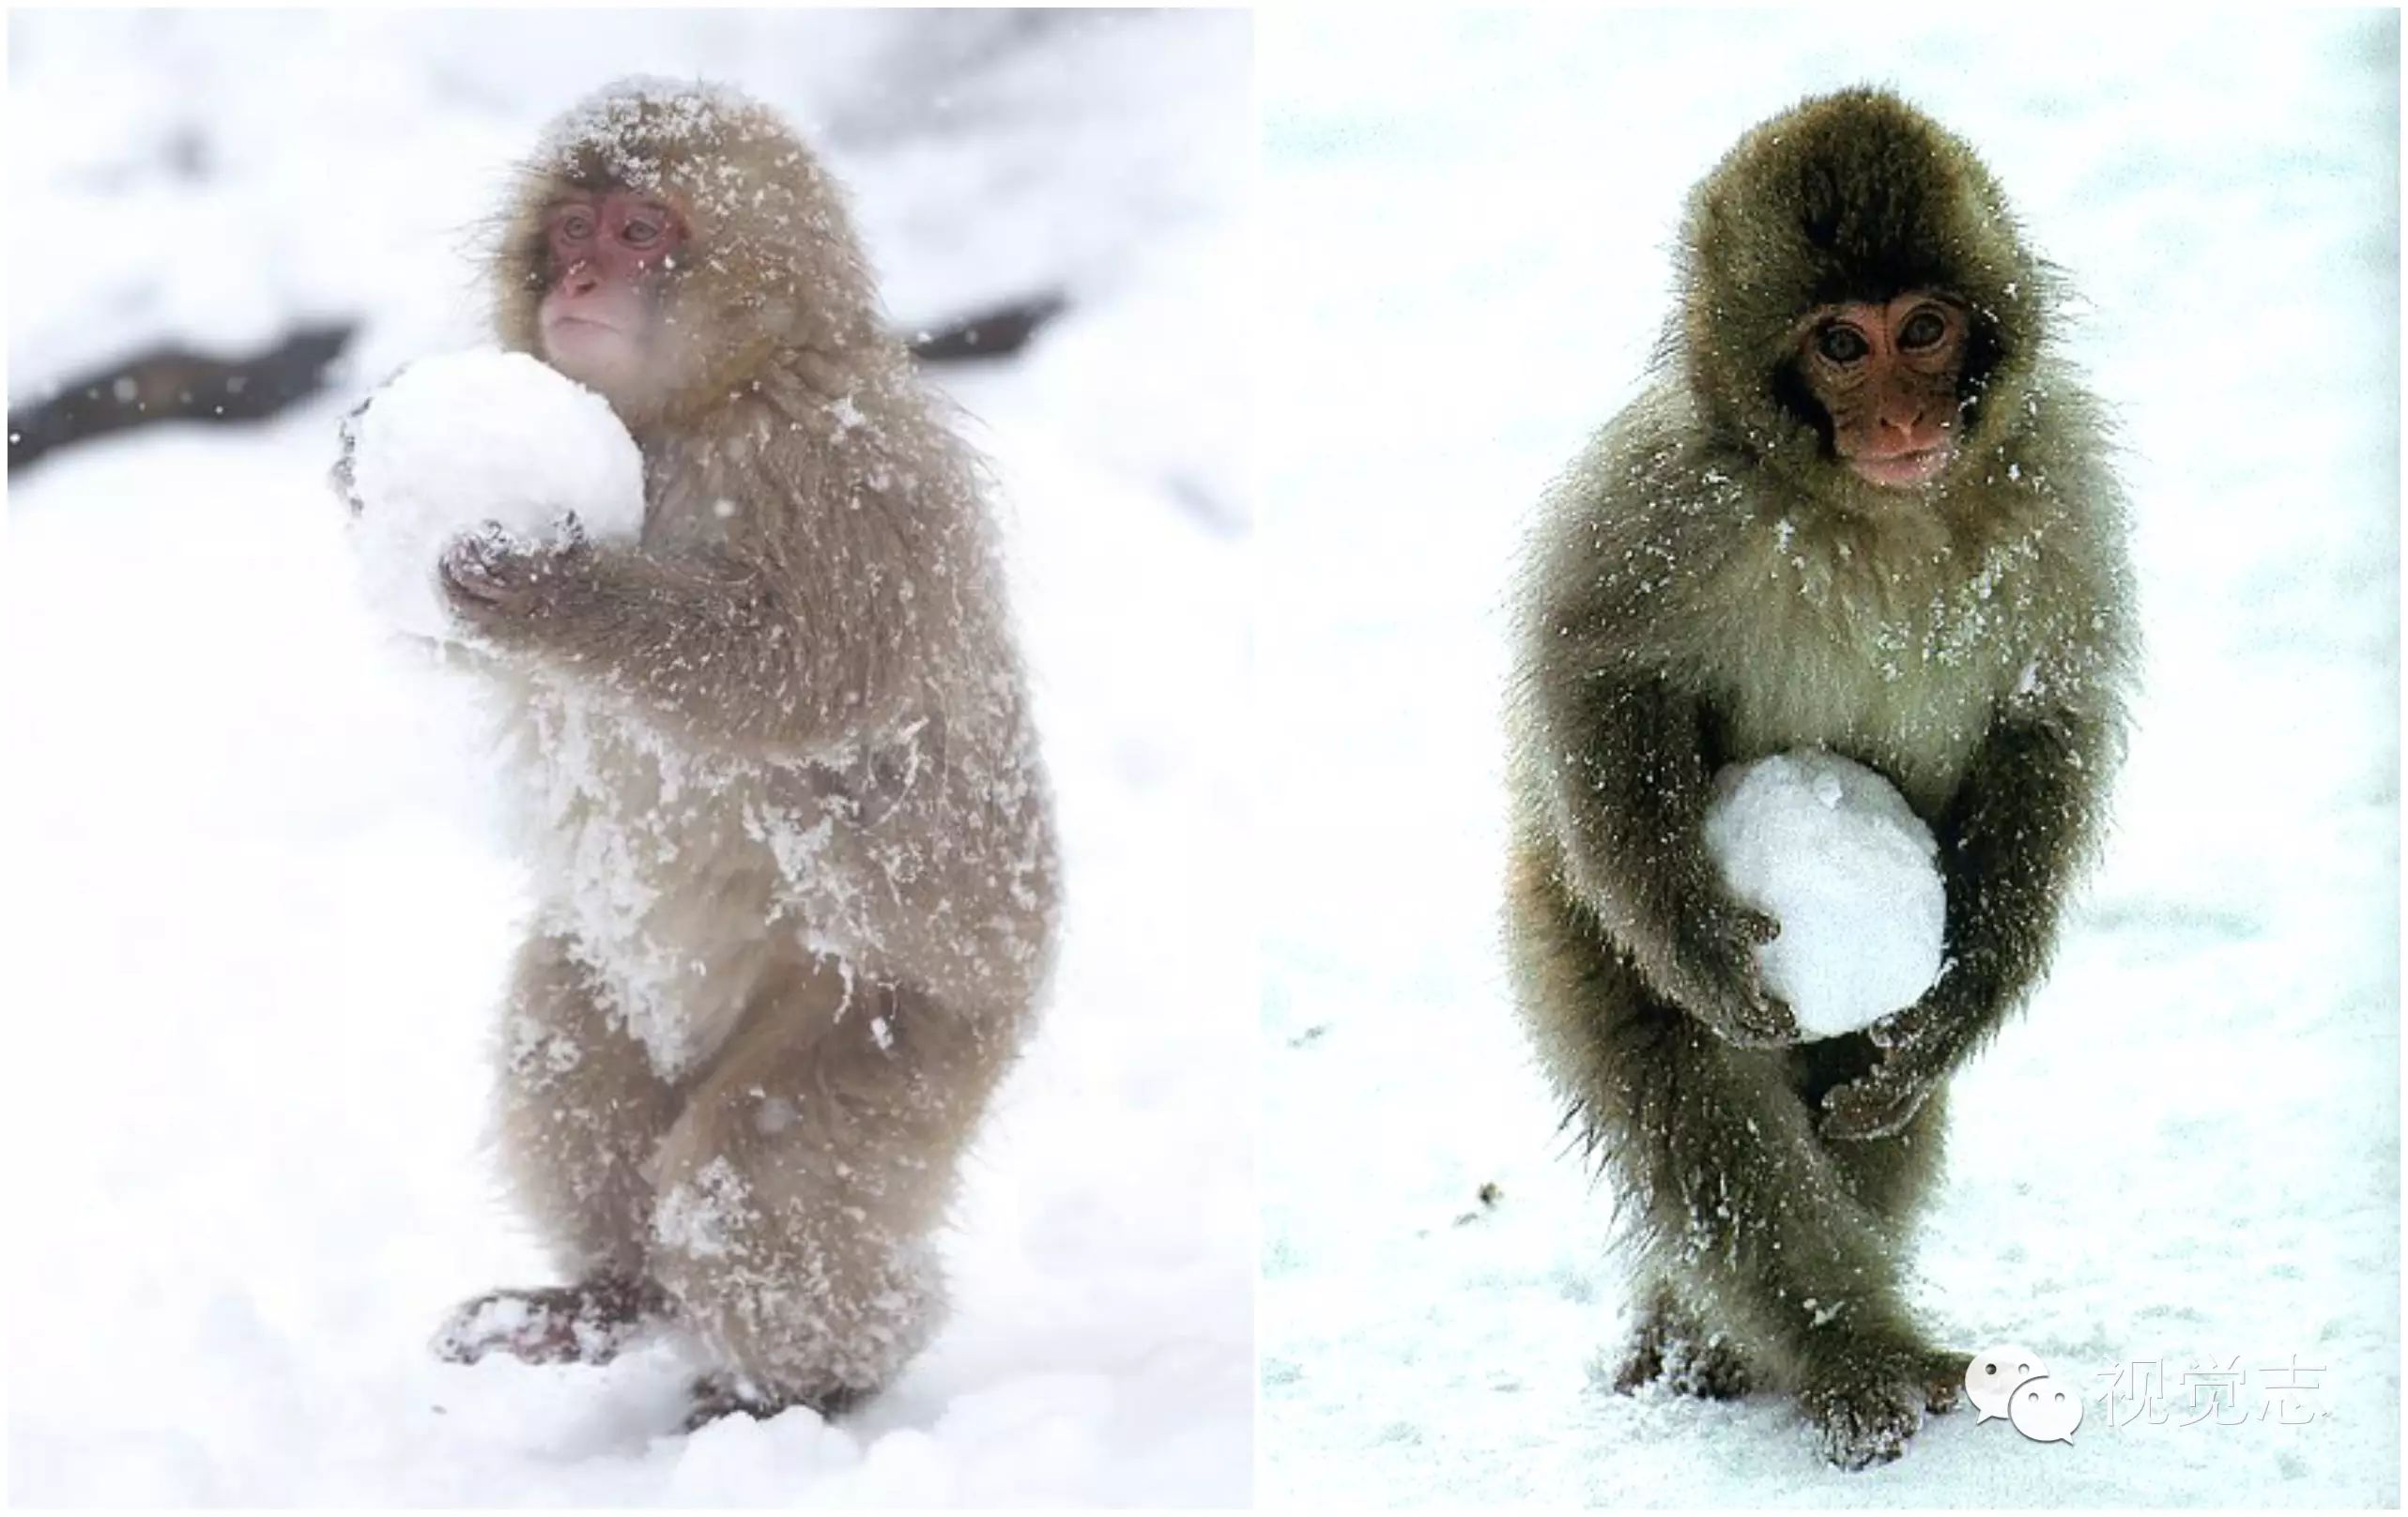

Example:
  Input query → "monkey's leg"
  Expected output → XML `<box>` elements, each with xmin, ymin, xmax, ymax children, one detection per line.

<box><xmin>650</xmin><ymin>964</ymin><xmax>999</xmax><ymax>1423</ymax></box>
<box><xmin>1792</xmin><ymin>1041</ymin><xmax>1969</xmax><ymax>1416</ymax></box>
<box><xmin>1627</xmin><ymin>1027</ymin><xmax>1943</xmax><ymax>1470</ymax></box>
<box><xmin>1822</xmin><ymin>1106</ymin><xmax>1968</xmax><ymax>1414</ymax></box>
<box><xmin>438</xmin><ymin>933</ymin><xmax>683</xmax><ymax>1363</ymax></box>
<box><xmin>1827</xmin><ymin>1150</ymin><xmax>1966</xmax><ymax>1416</ymax></box>
<box><xmin>1611</xmin><ymin>1280</ymin><xmax>1753</xmax><ymax>1399</ymax></box>
<box><xmin>1510</xmin><ymin>852</ymin><xmax>1756</xmax><ymax>1403</ymax></box>
<box><xmin>1527</xmin><ymin>916</ymin><xmax>1940</xmax><ymax>1468</ymax></box>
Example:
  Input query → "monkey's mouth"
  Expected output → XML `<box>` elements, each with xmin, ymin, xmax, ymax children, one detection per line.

<box><xmin>545</xmin><ymin>314</ymin><xmax>628</xmax><ymax>338</ymax></box>
<box><xmin>1846</xmin><ymin>447</ymin><xmax>1951</xmax><ymax>488</ymax></box>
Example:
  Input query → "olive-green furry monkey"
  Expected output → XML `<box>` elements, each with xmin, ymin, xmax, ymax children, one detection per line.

<box><xmin>1504</xmin><ymin>89</ymin><xmax>2135</xmax><ymax>1469</ymax></box>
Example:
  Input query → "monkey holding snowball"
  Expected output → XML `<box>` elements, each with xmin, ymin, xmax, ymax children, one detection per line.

<box><xmin>343</xmin><ymin>80</ymin><xmax>1060</xmax><ymax>1427</ymax></box>
<box><xmin>1503</xmin><ymin>89</ymin><xmax>2134</xmax><ymax>1468</ymax></box>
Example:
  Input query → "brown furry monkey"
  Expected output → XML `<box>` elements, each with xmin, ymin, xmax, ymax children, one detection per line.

<box><xmin>382</xmin><ymin>80</ymin><xmax>1059</xmax><ymax>1426</ymax></box>
<box><xmin>1503</xmin><ymin>88</ymin><xmax>2134</xmax><ymax>1469</ymax></box>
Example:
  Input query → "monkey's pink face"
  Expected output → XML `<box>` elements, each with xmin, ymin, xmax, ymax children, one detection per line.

<box><xmin>537</xmin><ymin>190</ymin><xmax>688</xmax><ymax>403</ymax></box>
<box><xmin>1797</xmin><ymin>293</ymin><xmax>1969</xmax><ymax>488</ymax></box>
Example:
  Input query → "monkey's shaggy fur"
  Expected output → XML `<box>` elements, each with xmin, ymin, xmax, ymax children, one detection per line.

<box><xmin>423</xmin><ymin>80</ymin><xmax>1059</xmax><ymax>1422</ymax></box>
<box><xmin>1503</xmin><ymin>88</ymin><xmax>2134</xmax><ymax>1470</ymax></box>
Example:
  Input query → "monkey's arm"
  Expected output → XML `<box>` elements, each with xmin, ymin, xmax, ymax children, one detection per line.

<box><xmin>1822</xmin><ymin>709</ymin><xmax>2113</xmax><ymax>1139</ymax></box>
<box><xmin>1538</xmin><ymin>669</ymin><xmax>1795</xmax><ymax>1047</ymax></box>
<box><xmin>440</xmin><ymin>528</ymin><xmax>918</xmax><ymax>755</ymax></box>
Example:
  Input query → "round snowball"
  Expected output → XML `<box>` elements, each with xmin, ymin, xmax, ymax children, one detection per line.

<box><xmin>343</xmin><ymin>348</ymin><xmax>645</xmax><ymax>639</ymax></box>
<box><xmin>1702</xmin><ymin>750</ymin><xmax>1945</xmax><ymax>1040</ymax></box>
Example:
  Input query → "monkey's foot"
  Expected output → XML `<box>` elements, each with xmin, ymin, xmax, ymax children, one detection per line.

<box><xmin>1800</xmin><ymin>1348</ymin><xmax>1930</xmax><ymax>1471</ymax></box>
<box><xmin>683</xmin><ymin>1372</ymin><xmax>869</xmax><ymax>1432</ymax></box>
<box><xmin>433</xmin><ymin>1277</ymin><xmax>670</xmax><ymax>1367</ymax></box>
<box><xmin>1609</xmin><ymin>1312</ymin><xmax>1752</xmax><ymax>1399</ymax></box>
<box><xmin>1662</xmin><ymin>1333</ymin><xmax>1753</xmax><ymax>1399</ymax></box>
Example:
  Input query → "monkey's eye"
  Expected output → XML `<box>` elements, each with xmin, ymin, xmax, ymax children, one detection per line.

<box><xmin>1817</xmin><ymin>325</ymin><xmax>1870</xmax><ymax>364</ymax></box>
<box><xmin>1898</xmin><ymin>308</ymin><xmax>1949</xmax><ymax>349</ymax></box>
<box><xmin>622</xmin><ymin>218</ymin><xmax>661</xmax><ymax>247</ymax></box>
<box><xmin>559</xmin><ymin>212</ymin><xmax>596</xmax><ymax>242</ymax></box>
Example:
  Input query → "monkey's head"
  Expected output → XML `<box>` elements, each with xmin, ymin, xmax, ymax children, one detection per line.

<box><xmin>1677</xmin><ymin>88</ymin><xmax>2051</xmax><ymax>497</ymax></box>
<box><xmin>495</xmin><ymin>78</ymin><xmax>883</xmax><ymax>433</ymax></box>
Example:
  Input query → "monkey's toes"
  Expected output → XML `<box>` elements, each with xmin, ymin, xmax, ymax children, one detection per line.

<box><xmin>1608</xmin><ymin>1315</ymin><xmax>1751</xmax><ymax>1399</ymax></box>
<box><xmin>1920</xmin><ymin>1348</ymin><xmax>1971</xmax><ymax>1413</ymax></box>
<box><xmin>683</xmin><ymin>1373</ymin><xmax>868</xmax><ymax>1433</ymax></box>
<box><xmin>1608</xmin><ymin>1325</ymin><xmax>1668</xmax><ymax>1395</ymax></box>
<box><xmin>1802</xmin><ymin>1361</ymin><xmax>1927</xmax><ymax>1471</ymax></box>
<box><xmin>432</xmin><ymin>1291</ymin><xmax>554</xmax><ymax>1364</ymax></box>
<box><xmin>433</xmin><ymin>1280</ymin><xmax>665</xmax><ymax>1367</ymax></box>
<box><xmin>1661</xmin><ymin>1333</ymin><xmax>1753</xmax><ymax>1400</ymax></box>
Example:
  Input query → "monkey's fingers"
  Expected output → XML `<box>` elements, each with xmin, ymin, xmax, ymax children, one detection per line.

<box><xmin>439</xmin><ymin>527</ymin><xmax>543</xmax><ymax>612</ymax></box>
<box><xmin>1818</xmin><ymin>1070</ymin><xmax>1931</xmax><ymax>1142</ymax></box>
<box><xmin>1864</xmin><ymin>999</ymin><xmax>1937</xmax><ymax>1052</ymax></box>
<box><xmin>1712</xmin><ymin>981</ymin><xmax>1797</xmax><ymax>1050</ymax></box>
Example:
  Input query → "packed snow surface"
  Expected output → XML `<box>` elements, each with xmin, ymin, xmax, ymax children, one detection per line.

<box><xmin>344</xmin><ymin>348</ymin><xmax>645</xmax><ymax>638</ymax></box>
<box><xmin>1703</xmin><ymin>751</ymin><xmax>1945</xmax><ymax>1040</ymax></box>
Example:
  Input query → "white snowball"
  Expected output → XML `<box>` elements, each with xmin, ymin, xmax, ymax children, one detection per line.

<box><xmin>343</xmin><ymin>348</ymin><xmax>645</xmax><ymax>639</ymax></box>
<box><xmin>1702</xmin><ymin>750</ymin><xmax>1945</xmax><ymax>1039</ymax></box>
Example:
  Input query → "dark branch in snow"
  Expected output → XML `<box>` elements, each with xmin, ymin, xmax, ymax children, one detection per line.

<box><xmin>906</xmin><ymin>290</ymin><xmax>1067</xmax><ymax>364</ymax></box>
<box><xmin>7</xmin><ymin>322</ymin><xmax>358</xmax><ymax>472</ymax></box>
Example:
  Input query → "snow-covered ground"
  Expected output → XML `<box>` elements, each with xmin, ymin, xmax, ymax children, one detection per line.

<box><xmin>1260</xmin><ymin>11</ymin><xmax>2399</xmax><ymax>1507</ymax></box>
<box><xmin>6</xmin><ymin>10</ymin><xmax>1251</xmax><ymax>1505</ymax></box>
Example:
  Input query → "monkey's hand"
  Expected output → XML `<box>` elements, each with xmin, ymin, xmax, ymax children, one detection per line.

<box><xmin>438</xmin><ymin>515</ymin><xmax>595</xmax><ymax>636</ymax></box>
<box><xmin>1819</xmin><ymin>1001</ymin><xmax>1950</xmax><ymax>1140</ymax></box>
<box><xmin>1672</xmin><ymin>895</ymin><xmax>1797</xmax><ymax>1049</ymax></box>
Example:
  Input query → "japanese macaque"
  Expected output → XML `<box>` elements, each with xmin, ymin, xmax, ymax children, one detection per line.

<box><xmin>406</xmin><ymin>81</ymin><xmax>1059</xmax><ymax>1426</ymax></box>
<box><xmin>1503</xmin><ymin>89</ymin><xmax>2134</xmax><ymax>1469</ymax></box>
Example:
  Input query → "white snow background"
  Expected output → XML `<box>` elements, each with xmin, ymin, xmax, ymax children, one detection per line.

<box><xmin>1259</xmin><ymin>10</ymin><xmax>2400</xmax><ymax>1507</ymax></box>
<box><xmin>5</xmin><ymin>9</ymin><xmax>1251</xmax><ymax>1505</ymax></box>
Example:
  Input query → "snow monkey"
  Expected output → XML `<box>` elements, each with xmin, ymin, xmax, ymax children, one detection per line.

<box><xmin>1503</xmin><ymin>89</ymin><xmax>2135</xmax><ymax>1469</ymax></box>
<box><xmin>420</xmin><ymin>80</ymin><xmax>1059</xmax><ymax>1426</ymax></box>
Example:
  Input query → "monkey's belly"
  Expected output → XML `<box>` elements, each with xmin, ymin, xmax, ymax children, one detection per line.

<box><xmin>501</xmin><ymin>697</ymin><xmax>851</xmax><ymax>1077</ymax></box>
<box><xmin>501</xmin><ymin>691</ymin><xmax>1048</xmax><ymax>1078</ymax></box>
<box><xmin>528</xmin><ymin>791</ymin><xmax>784</xmax><ymax>1079</ymax></box>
